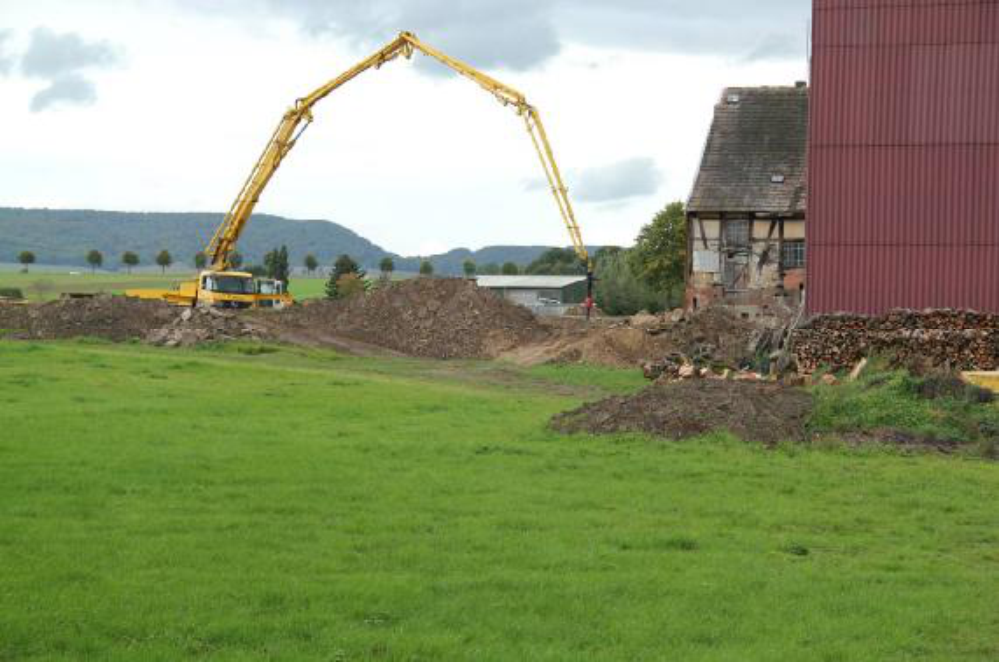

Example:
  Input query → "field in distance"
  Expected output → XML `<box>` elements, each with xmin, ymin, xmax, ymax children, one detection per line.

<box><xmin>0</xmin><ymin>268</ymin><xmax>329</xmax><ymax>301</ymax></box>
<box><xmin>1</xmin><ymin>340</ymin><xmax>997</xmax><ymax>660</ymax></box>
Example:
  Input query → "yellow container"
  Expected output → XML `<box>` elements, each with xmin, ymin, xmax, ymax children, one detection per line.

<box><xmin>962</xmin><ymin>372</ymin><xmax>999</xmax><ymax>393</ymax></box>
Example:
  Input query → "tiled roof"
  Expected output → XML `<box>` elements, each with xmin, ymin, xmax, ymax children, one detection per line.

<box><xmin>688</xmin><ymin>86</ymin><xmax>808</xmax><ymax>214</ymax></box>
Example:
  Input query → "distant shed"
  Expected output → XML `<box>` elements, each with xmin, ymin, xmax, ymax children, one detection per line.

<box><xmin>475</xmin><ymin>275</ymin><xmax>587</xmax><ymax>312</ymax></box>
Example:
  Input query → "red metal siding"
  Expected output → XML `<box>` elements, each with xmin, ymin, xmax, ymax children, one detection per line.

<box><xmin>808</xmin><ymin>0</ymin><xmax>999</xmax><ymax>314</ymax></box>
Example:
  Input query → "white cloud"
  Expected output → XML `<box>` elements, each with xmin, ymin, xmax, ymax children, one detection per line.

<box><xmin>21</xmin><ymin>27</ymin><xmax>118</xmax><ymax>112</ymax></box>
<box><xmin>0</xmin><ymin>31</ymin><xmax>14</xmax><ymax>75</ymax></box>
<box><xmin>29</xmin><ymin>73</ymin><xmax>96</xmax><ymax>111</ymax></box>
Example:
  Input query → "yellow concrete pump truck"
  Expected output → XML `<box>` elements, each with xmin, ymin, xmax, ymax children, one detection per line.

<box><xmin>128</xmin><ymin>31</ymin><xmax>592</xmax><ymax>310</ymax></box>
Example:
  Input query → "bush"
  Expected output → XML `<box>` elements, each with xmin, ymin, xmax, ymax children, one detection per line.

<box><xmin>0</xmin><ymin>287</ymin><xmax>25</xmax><ymax>300</ymax></box>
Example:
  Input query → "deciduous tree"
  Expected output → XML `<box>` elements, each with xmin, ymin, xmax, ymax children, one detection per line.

<box><xmin>630</xmin><ymin>201</ymin><xmax>687</xmax><ymax>302</ymax></box>
<box><xmin>155</xmin><ymin>250</ymin><xmax>173</xmax><ymax>274</ymax></box>
<box><xmin>86</xmin><ymin>249</ymin><xmax>103</xmax><ymax>273</ymax></box>
<box><xmin>18</xmin><ymin>251</ymin><xmax>35</xmax><ymax>272</ymax></box>
<box><xmin>121</xmin><ymin>251</ymin><xmax>139</xmax><ymax>274</ymax></box>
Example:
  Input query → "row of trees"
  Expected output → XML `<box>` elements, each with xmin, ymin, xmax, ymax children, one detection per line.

<box><xmin>15</xmin><ymin>248</ymin><xmax>534</xmax><ymax>280</ymax></box>
<box><xmin>17</xmin><ymin>250</ymin><xmax>176</xmax><ymax>274</ymax></box>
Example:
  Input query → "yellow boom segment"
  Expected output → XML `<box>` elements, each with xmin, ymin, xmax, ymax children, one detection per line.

<box><xmin>204</xmin><ymin>31</ymin><xmax>590</xmax><ymax>275</ymax></box>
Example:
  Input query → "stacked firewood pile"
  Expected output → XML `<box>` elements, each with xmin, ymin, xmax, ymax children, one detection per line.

<box><xmin>793</xmin><ymin>309</ymin><xmax>999</xmax><ymax>373</ymax></box>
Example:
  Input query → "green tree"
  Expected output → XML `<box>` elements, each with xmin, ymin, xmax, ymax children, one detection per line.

<box><xmin>244</xmin><ymin>264</ymin><xmax>267</xmax><ymax>277</ymax></box>
<box><xmin>17</xmin><ymin>251</ymin><xmax>35</xmax><ymax>272</ymax></box>
<box><xmin>121</xmin><ymin>251</ymin><xmax>139</xmax><ymax>274</ymax></box>
<box><xmin>229</xmin><ymin>252</ymin><xmax>244</xmax><ymax>269</ymax></box>
<box><xmin>501</xmin><ymin>261</ymin><xmax>519</xmax><ymax>275</ymax></box>
<box><xmin>336</xmin><ymin>273</ymin><xmax>366</xmax><ymax>299</ymax></box>
<box><xmin>593</xmin><ymin>247</ymin><xmax>668</xmax><ymax>316</ymax></box>
<box><xmin>526</xmin><ymin>248</ymin><xmax>585</xmax><ymax>275</ymax></box>
<box><xmin>86</xmin><ymin>249</ymin><xmax>103</xmax><ymax>273</ymax></box>
<box><xmin>462</xmin><ymin>259</ymin><xmax>476</xmax><ymax>278</ymax></box>
<box><xmin>304</xmin><ymin>253</ymin><xmax>319</xmax><ymax>276</ymax></box>
<box><xmin>419</xmin><ymin>260</ymin><xmax>434</xmax><ymax>277</ymax></box>
<box><xmin>379</xmin><ymin>256</ymin><xmax>395</xmax><ymax>279</ymax></box>
<box><xmin>326</xmin><ymin>254</ymin><xmax>364</xmax><ymax>298</ymax></box>
<box><xmin>630</xmin><ymin>201</ymin><xmax>687</xmax><ymax>305</ymax></box>
<box><xmin>264</xmin><ymin>245</ymin><xmax>291</xmax><ymax>285</ymax></box>
<box><xmin>479</xmin><ymin>262</ymin><xmax>501</xmax><ymax>275</ymax></box>
<box><xmin>155</xmin><ymin>250</ymin><xmax>173</xmax><ymax>274</ymax></box>
<box><xmin>194</xmin><ymin>253</ymin><xmax>207</xmax><ymax>270</ymax></box>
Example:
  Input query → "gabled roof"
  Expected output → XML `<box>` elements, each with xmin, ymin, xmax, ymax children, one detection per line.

<box><xmin>688</xmin><ymin>85</ymin><xmax>808</xmax><ymax>215</ymax></box>
<box><xmin>475</xmin><ymin>275</ymin><xmax>586</xmax><ymax>289</ymax></box>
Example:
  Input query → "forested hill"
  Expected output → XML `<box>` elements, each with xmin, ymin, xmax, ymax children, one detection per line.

<box><xmin>0</xmin><ymin>207</ymin><xmax>557</xmax><ymax>274</ymax></box>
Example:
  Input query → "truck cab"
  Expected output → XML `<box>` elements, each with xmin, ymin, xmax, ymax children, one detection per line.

<box><xmin>195</xmin><ymin>271</ymin><xmax>257</xmax><ymax>308</ymax></box>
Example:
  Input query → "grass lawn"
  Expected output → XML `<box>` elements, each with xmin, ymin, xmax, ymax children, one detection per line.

<box><xmin>0</xmin><ymin>270</ymin><xmax>330</xmax><ymax>301</ymax></box>
<box><xmin>1</xmin><ymin>341</ymin><xmax>997</xmax><ymax>660</ymax></box>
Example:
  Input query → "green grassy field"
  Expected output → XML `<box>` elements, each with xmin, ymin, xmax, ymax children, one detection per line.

<box><xmin>0</xmin><ymin>270</ymin><xmax>329</xmax><ymax>301</ymax></box>
<box><xmin>1</xmin><ymin>340</ymin><xmax>997</xmax><ymax>660</ymax></box>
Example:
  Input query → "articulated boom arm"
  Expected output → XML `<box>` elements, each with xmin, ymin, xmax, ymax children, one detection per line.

<box><xmin>205</xmin><ymin>31</ymin><xmax>590</xmax><ymax>276</ymax></box>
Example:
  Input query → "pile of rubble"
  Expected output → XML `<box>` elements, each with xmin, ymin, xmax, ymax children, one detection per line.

<box><xmin>529</xmin><ymin>305</ymin><xmax>765</xmax><ymax>369</ymax></box>
<box><xmin>792</xmin><ymin>309</ymin><xmax>999</xmax><ymax>373</ymax></box>
<box><xmin>277</xmin><ymin>278</ymin><xmax>550</xmax><ymax>359</ymax></box>
<box><xmin>146</xmin><ymin>307</ymin><xmax>267</xmax><ymax>347</ymax></box>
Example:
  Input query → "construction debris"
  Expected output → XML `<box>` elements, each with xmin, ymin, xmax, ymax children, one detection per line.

<box><xmin>550</xmin><ymin>380</ymin><xmax>813</xmax><ymax>445</ymax></box>
<box><xmin>793</xmin><ymin>309</ymin><xmax>999</xmax><ymax>373</ymax></box>
<box><xmin>146</xmin><ymin>307</ymin><xmax>266</xmax><ymax>347</ymax></box>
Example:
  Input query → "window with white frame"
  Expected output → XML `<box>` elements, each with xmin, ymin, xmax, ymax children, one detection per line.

<box><xmin>781</xmin><ymin>240</ymin><xmax>806</xmax><ymax>269</ymax></box>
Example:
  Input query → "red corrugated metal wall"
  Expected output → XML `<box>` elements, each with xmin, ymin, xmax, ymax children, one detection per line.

<box><xmin>808</xmin><ymin>0</ymin><xmax>999</xmax><ymax>314</ymax></box>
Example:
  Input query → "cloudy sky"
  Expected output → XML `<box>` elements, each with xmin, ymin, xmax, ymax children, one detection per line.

<box><xmin>0</xmin><ymin>1</ymin><xmax>809</xmax><ymax>255</ymax></box>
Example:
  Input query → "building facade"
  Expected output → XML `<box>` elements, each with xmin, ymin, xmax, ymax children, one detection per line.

<box><xmin>686</xmin><ymin>85</ymin><xmax>809</xmax><ymax>311</ymax></box>
<box><xmin>808</xmin><ymin>0</ymin><xmax>999</xmax><ymax>314</ymax></box>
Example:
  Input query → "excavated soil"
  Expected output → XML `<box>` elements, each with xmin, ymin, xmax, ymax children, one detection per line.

<box><xmin>504</xmin><ymin>306</ymin><xmax>763</xmax><ymax>369</ymax></box>
<box><xmin>550</xmin><ymin>380</ymin><xmax>814</xmax><ymax>445</ymax></box>
<box><xmin>0</xmin><ymin>297</ymin><xmax>177</xmax><ymax>342</ymax></box>
<box><xmin>0</xmin><ymin>297</ymin><xmax>267</xmax><ymax>346</ymax></box>
<box><xmin>272</xmin><ymin>278</ymin><xmax>550</xmax><ymax>359</ymax></box>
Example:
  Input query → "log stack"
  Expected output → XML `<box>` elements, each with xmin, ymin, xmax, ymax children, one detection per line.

<box><xmin>792</xmin><ymin>309</ymin><xmax>999</xmax><ymax>373</ymax></box>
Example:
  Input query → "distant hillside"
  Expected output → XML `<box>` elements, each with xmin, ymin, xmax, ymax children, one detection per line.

<box><xmin>0</xmin><ymin>207</ymin><xmax>567</xmax><ymax>275</ymax></box>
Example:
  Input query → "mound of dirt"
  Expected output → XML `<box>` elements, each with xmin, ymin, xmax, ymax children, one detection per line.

<box><xmin>0</xmin><ymin>296</ymin><xmax>269</xmax><ymax>346</ymax></box>
<box><xmin>275</xmin><ymin>278</ymin><xmax>549</xmax><ymax>359</ymax></box>
<box><xmin>0</xmin><ymin>296</ymin><xmax>177</xmax><ymax>342</ymax></box>
<box><xmin>550</xmin><ymin>380</ymin><xmax>813</xmax><ymax>445</ymax></box>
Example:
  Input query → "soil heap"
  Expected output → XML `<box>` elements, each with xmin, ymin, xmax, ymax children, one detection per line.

<box><xmin>0</xmin><ymin>296</ymin><xmax>176</xmax><ymax>342</ymax></box>
<box><xmin>0</xmin><ymin>296</ymin><xmax>268</xmax><ymax>346</ymax></box>
<box><xmin>277</xmin><ymin>278</ymin><xmax>549</xmax><ymax>359</ymax></box>
<box><xmin>550</xmin><ymin>380</ymin><xmax>813</xmax><ymax>445</ymax></box>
